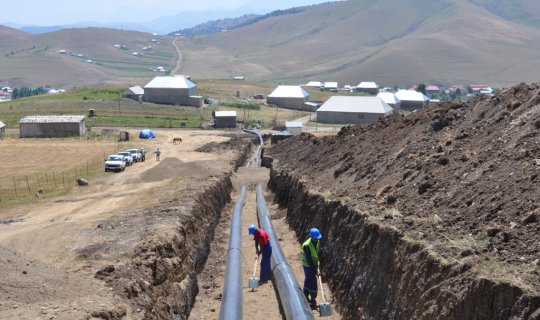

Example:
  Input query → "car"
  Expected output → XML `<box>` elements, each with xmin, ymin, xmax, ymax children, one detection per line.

<box><xmin>126</xmin><ymin>148</ymin><xmax>142</xmax><ymax>162</ymax></box>
<box><xmin>104</xmin><ymin>155</ymin><xmax>126</xmax><ymax>172</ymax></box>
<box><xmin>117</xmin><ymin>151</ymin><xmax>134</xmax><ymax>166</ymax></box>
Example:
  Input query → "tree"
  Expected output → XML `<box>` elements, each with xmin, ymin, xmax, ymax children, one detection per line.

<box><xmin>416</xmin><ymin>83</ymin><xmax>426</xmax><ymax>95</ymax></box>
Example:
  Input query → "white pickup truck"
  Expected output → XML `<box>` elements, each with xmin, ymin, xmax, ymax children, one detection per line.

<box><xmin>126</xmin><ymin>148</ymin><xmax>142</xmax><ymax>162</ymax></box>
<box><xmin>117</xmin><ymin>151</ymin><xmax>134</xmax><ymax>166</ymax></box>
<box><xmin>105</xmin><ymin>155</ymin><xmax>126</xmax><ymax>172</ymax></box>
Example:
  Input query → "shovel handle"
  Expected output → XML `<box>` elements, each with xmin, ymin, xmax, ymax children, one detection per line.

<box><xmin>317</xmin><ymin>275</ymin><xmax>327</xmax><ymax>303</ymax></box>
<box><xmin>253</xmin><ymin>255</ymin><xmax>259</xmax><ymax>277</ymax></box>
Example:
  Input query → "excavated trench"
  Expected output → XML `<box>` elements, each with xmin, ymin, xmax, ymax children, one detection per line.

<box><xmin>94</xmin><ymin>138</ymin><xmax>254</xmax><ymax>320</ymax></box>
<box><xmin>267</xmin><ymin>167</ymin><xmax>540</xmax><ymax>320</ymax></box>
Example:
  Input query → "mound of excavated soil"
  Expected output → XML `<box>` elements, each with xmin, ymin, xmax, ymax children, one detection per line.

<box><xmin>268</xmin><ymin>82</ymin><xmax>540</xmax><ymax>290</ymax></box>
<box><xmin>195</xmin><ymin>134</ymin><xmax>254</xmax><ymax>154</ymax></box>
<box><xmin>137</xmin><ymin>158</ymin><xmax>223</xmax><ymax>182</ymax></box>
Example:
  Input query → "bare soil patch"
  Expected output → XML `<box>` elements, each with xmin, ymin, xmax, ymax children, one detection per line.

<box><xmin>268</xmin><ymin>83</ymin><xmax>540</xmax><ymax>315</ymax></box>
<box><xmin>0</xmin><ymin>129</ymin><xmax>249</xmax><ymax>319</ymax></box>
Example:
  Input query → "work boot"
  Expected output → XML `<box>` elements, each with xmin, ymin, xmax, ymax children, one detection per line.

<box><xmin>309</xmin><ymin>294</ymin><xmax>318</xmax><ymax>310</ymax></box>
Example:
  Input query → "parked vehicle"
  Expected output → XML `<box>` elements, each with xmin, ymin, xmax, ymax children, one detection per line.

<box><xmin>117</xmin><ymin>151</ymin><xmax>134</xmax><ymax>166</ymax></box>
<box><xmin>105</xmin><ymin>155</ymin><xmax>126</xmax><ymax>172</ymax></box>
<box><xmin>126</xmin><ymin>148</ymin><xmax>142</xmax><ymax>162</ymax></box>
<box><xmin>204</xmin><ymin>97</ymin><xmax>213</xmax><ymax>104</ymax></box>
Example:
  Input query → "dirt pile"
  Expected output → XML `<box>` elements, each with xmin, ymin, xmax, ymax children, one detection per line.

<box><xmin>267</xmin><ymin>82</ymin><xmax>540</xmax><ymax>318</ymax></box>
<box><xmin>195</xmin><ymin>134</ymin><xmax>254</xmax><ymax>154</ymax></box>
<box><xmin>137</xmin><ymin>158</ymin><xmax>223</xmax><ymax>182</ymax></box>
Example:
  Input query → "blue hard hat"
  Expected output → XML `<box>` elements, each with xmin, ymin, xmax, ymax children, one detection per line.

<box><xmin>248</xmin><ymin>224</ymin><xmax>257</xmax><ymax>235</ymax></box>
<box><xmin>309</xmin><ymin>228</ymin><xmax>322</xmax><ymax>240</ymax></box>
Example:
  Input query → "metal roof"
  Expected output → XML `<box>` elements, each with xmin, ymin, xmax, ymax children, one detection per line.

<box><xmin>324</xmin><ymin>82</ymin><xmax>338</xmax><ymax>88</ymax></box>
<box><xmin>215</xmin><ymin>111</ymin><xmax>237</xmax><ymax>117</ymax></box>
<box><xmin>0</xmin><ymin>120</ymin><xmax>5</xmax><ymax>128</ymax></box>
<box><xmin>395</xmin><ymin>90</ymin><xmax>429</xmax><ymax>102</ymax></box>
<box><xmin>285</xmin><ymin>121</ymin><xmax>303</xmax><ymax>128</ymax></box>
<box><xmin>19</xmin><ymin>115</ymin><xmax>85</xmax><ymax>124</ymax></box>
<box><xmin>268</xmin><ymin>85</ymin><xmax>309</xmax><ymax>98</ymax></box>
<box><xmin>144</xmin><ymin>75</ymin><xmax>196</xmax><ymax>89</ymax></box>
<box><xmin>128</xmin><ymin>85</ymin><xmax>144</xmax><ymax>94</ymax></box>
<box><xmin>318</xmin><ymin>96</ymin><xmax>394</xmax><ymax>115</ymax></box>
<box><xmin>357</xmin><ymin>82</ymin><xmax>380</xmax><ymax>89</ymax></box>
<box><xmin>305</xmin><ymin>81</ymin><xmax>322</xmax><ymax>87</ymax></box>
<box><xmin>376</xmin><ymin>92</ymin><xmax>401</xmax><ymax>105</ymax></box>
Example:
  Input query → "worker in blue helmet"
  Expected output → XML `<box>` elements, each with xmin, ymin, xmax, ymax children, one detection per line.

<box><xmin>248</xmin><ymin>224</ymin><xmax>272</xmax><ymax>283</ymax></box>
<box><xmin>301</xmin><ymin>227</ymin><xmax>322</xmax><ymax>309</ymax></box>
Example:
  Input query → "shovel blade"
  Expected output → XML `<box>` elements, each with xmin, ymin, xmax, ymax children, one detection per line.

<box><xmin>319</xmin><ymin>302</ymin><xmax>332</xmax><ymax>317</ymax></box>
<box><xmin>249</xmin><ymin>277</ymin><xmax>259</xmax><ymax>289</ymax></box>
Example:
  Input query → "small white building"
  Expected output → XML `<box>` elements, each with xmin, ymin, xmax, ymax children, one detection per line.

<box><xmin>144</xmin><ymin>75</ymin><xmax>197</xmax><ymax>106</ymax></box>
<box><xmin>317</xmin><ymin>96</ymin><xmax>395</xmax><ymax>124</ymax></box>
<box><xmin>323</xmin><ymin>82</ymin><xmax>339</xmax><ymax>91</ymax></box>
<box><xmin>376</xmin><ymin>92</ymin><xmax>401</xmax><ymax>109</ymax></box>
<box><xmin>267</xmin><ymin>85</ymin><xmax>310</xmax><ymax>111</ymax></box>
<box><xmin>395</xmin><ymin>90</ymin><xmax>429</xmax><ymax>111</ymax></box>
<box><xmin>285</xmin><ymin>121</ymin><xmax>303</xmax><ymax>135</ymax></box>
<box><xmin>305</xmin><ymin>81</ymin><xmax>322</xmax><ymax>88</ymax></box>
<box><xmin>214</xmin><ymin>111</ymin><xmax>237</xmax><ymax>128</ymax></box>
<box><xmin>0</xmin><ymin>120</ymin><xmax>5</xmax><ymax>139</ymax></box>
<box><xmin>19</xmin><ymin>115</ymin><xmax>86</xmax><ymax>138</ymax></box>
<box><xmin>356</xmin><ymin>82</ymin><xmax>380</xmax><ymax>95</ymax></box>
<box><xmin>123</xmin><ymin>86</ymin><xmax>145</xmax><ymax>101</ymax></box>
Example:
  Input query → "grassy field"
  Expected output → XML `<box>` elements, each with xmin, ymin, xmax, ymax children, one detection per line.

<box><xmin>0</xmin><ymin>80</ymin><xmax>320</xmax><ymax>130</ymax></box>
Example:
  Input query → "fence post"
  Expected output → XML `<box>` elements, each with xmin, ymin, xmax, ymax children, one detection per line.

<box><xmin>36</xmin><ymin>174</ymin><xmax>41</xmax><ymax>188</ymax></box>
<box><xmin>53</xmin><ymin>172</ymin><xmax>56</xmax><ymax>187</ymax></box>
<box><xmin>26</xmin><ymin>176</ymin><xmax>31</xmax><ymax>195</ymax></box>
<box><xmin>62</xmin><ymin>172</ymin><xmax>65</xmax><ymax>188</ymax></box>
<box><xmin>13</xmin><ymin>176</ymin><xmax>17</xmax><ymax>197</ymax></box>
<box><xmin>45</xmin><ymin>173</ymin><xmax>49</xmax><ymax>185</ymax></box>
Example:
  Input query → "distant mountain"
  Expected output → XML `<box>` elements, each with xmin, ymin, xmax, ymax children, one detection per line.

<box><xmin>170</xmin><ymin>7</ymin><xmax>309</xmax><ymax>36</ymax></box>
<box><xmin>169</xmin><ymin>14</ymin><xmax>261</xmax><ymax>36</ymax></box>
<box><xmin>174</xmin><ymin>0</ymin><xmax>540</xmax><ymax>88</ymax></box>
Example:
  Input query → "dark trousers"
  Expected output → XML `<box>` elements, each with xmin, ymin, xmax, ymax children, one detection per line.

<box><xmin>303</xmin><ymin>266</ymin><xmax>318</xmax><ymax>304</ymax></box>
<box><xmin>260</xmin><ymin>244</ymin><xmax>272</xmax><ymax>282</ymax></box>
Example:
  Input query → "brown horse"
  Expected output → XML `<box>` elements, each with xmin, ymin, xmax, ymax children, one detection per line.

<box><xmin>172</xmin><ymin>137</ymin><xmax>183</xmax><ymax>144</ymax></box>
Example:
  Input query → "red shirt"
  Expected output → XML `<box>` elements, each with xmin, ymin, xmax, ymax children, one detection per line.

<box><xmin>254</xmin><ymin>229</ymin><xmax>270</xmax><ymax>246</ymax></box>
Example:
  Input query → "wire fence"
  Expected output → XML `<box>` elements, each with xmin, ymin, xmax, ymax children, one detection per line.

<box><xmin>0</xmin><ymin>155</ymin><xmax>110</xmax><ymax>204</ymax></box>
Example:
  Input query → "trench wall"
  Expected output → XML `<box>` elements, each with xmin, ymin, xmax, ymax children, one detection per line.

<box><xmin>268</xmin><ymin>169</ymin><xmax>540</xmax><ymax>320</ymax></box>
<box><xmin>95</xmin><ymin>138</ymin><xmax>255</xmax><ymax>320</ymax></box>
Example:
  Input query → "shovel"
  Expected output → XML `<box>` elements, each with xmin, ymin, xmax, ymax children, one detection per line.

<box><xmin>318</xmin><ymin>275</ymin><xmax>332</xmax><ymax>316</ymax></box>
<box><xmin>248</xmin><ymin>255</ymin><xmax>259</xmax><ymax>290</ymax></box>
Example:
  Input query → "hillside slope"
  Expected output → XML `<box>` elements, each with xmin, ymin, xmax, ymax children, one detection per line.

<box><xmin>267</xmin><ymin>82</ymin><xmax>540</xmax><ymax>317</ymax></box>
<box><xmin>0</xmin><ymin>26</ymin><xmax>176</xmax><ymax>88</ymax></box>
<box><xmin>177</xmin><ymin>0</ymin><xmax>540</xmax><ymax>87</ymax></box>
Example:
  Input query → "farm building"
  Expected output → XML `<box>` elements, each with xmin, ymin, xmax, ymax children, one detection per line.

<box><xmin>285</xmin><ymin>121</ymin><xmax>303</xmax><ymax>135</ymax></box>
<box><xmin>19</xmin><ymin>115</ymin><xmax>86</xmax><ymax>138</ymax></box>
<box><xmin>305</xmin><ymin>81</ymin><xmax>322</xmax><ymax>88</ymax></box>
<box><xmin>323</xmin><ymin>82</ymin><xmax>339</xmax><ymax>91</ymax></box>
<box><xmin>0</xmin><ymin>120</ymin><xmax>5</xmax><ymax>139</ymax></box>
<box><xmin>395</xmin><ymin>90</ymin><xmax>430</xmax><ymax>111</ymax></box>
<box><xmin>214</xmin><ymin>111</ymin><xmax>237</xmax><ymax>128</ymax></box>
<box><xmin>267</xmin><ymin>85</ymin><xmax>310</xmax><ymax>111</ymax></box>
<box><xmin>123</xmin><ymin>86</ymin><xmax>144</xmax><ymax>101</ymax></box>
<box><xmin>317</xmin><ymin>96</ymin><xmax>395</xmax><ymax>125</ymax></box>
<box><xmin>356</xmin><ymin>82</ymin><xmax>380</xmax><ymax>95</ymax></box>
<box><xmin>143</xmin><ymin>75</ymin><xmax>197</xmax><ymax>106</ymax></box>
<box><xmin>376</xmin><ymin>92</ymin><xmax>401</xmax><ymax>109</ymax></box>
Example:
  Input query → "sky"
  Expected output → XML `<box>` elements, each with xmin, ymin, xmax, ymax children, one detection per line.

<box><xmin>0</xmin><ymin>0</ymin><xmax>332</xmax><ymax>26</ymax></box>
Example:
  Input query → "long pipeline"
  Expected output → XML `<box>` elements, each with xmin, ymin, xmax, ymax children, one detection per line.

<box><xmin>256</xmin><ymin>184</ymin><xmax>314</xmax><ymax>320</ymax></box>
<box><xmin>218</xmin><ymin>185</ymin><xmax>247</xmax><ymax>320</ymax></box>
<box><xmin>243</xmin><ymin>129</ymin><xmax>263</xmax><ymax>167</ymax></box>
